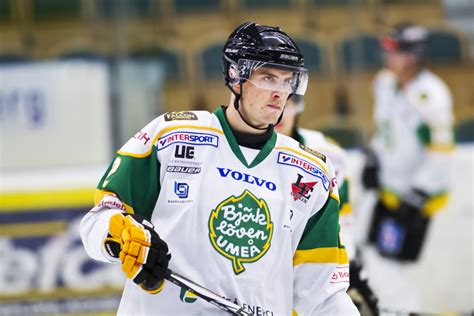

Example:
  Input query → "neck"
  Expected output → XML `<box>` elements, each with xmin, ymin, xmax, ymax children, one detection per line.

<box><xmin>226</xmin><ymin>98</ymin><xmax>269</xmax><ymax>135</ymax></box>
<box><xmin>221</xmin><ymin>106</ymin><xmax>274</xmax><ymax>149</ymax></box>
<box><xmin>398</xmin><ymin>67</ymin><xmax>420</xmax><ymax>88</ymax></box>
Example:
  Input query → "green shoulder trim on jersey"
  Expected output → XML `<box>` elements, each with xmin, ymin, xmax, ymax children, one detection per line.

<box><xmin>97</xmin><ymin>150</ymin><xmax>160</xmax><ymax>220</ymax></box>
<box><xmin>416</xmin><ymin>123</ymin><xmax>431</xmax><ymax>146</ymax></box>
<box><xmin>291</xmin><ymin>128</ymin><xmax>305</xmax><ymax>145</ymax></box>
<box><xmin>297</xmin><ymin>196</ymin><xmax>340</xmax><ymax>250</ymax></box>
<box><xmin>214</xmin><ymin>106</ymin><xmax>277</xmax><ymax>168</ymax></box>
<box><xmin>339</xmin><ymin>178</ymin><xmax>349</xmax><ymax>207</ymax></box>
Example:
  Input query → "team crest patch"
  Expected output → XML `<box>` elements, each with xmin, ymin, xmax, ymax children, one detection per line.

<box><xmin>299</xmin><ymin>144</ymin><xmax>326</xmax><ymax>162</ymax></box>
<box><xmin>291</xmin><ymin>173</ymin><xmax>317</xmax><ymax>203</ymax></box>
<box><xmin>164</xmin><ymin>111</ymin><xmax>198</xmax><ymax>121</ymax></box>
<box><xmin>209</xmin><ymin>190</ymin><xmax>273</xmax><ymax>275</ymax></box>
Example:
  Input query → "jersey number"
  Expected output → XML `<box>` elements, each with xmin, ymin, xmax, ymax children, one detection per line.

<box><xmin>102</xmin><ymin>157</ymin><xmax>122</xmax><ymax>188</ymax></box>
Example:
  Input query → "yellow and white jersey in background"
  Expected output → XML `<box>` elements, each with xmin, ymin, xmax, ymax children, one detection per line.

<box><xmin>296</xmin><ymin>128</ymin><xmax>355</xmax><ymax>259</ymax></box>
<box><xmin>371</xmin><ymin>69</ymin><xmax>454</xmax><ymax>215</ymax></box>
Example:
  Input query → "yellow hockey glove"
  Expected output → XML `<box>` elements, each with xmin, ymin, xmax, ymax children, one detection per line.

<box><xmin>104</xmin><ymin>213</ymin><xmax>171</xmax><ymax>293</ymax></box>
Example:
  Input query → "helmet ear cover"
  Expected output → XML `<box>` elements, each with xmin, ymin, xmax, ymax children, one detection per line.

<box><xmin>227</xmin><ymin>63</ymin><xmax>240</xmax><ymax>86</ymax></box>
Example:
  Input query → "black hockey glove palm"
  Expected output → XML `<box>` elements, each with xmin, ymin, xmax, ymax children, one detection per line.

<box><xmin>361</xmin><ymin>148</ymin><xmax>379</xmax><ymax>190</ymax></box>
<box><xmin>397</xmin><ymin>189</ymin><xmax>429</xmax><ymax>219</ymax></box>
<box><xmin>375</xmin><ymin>189</ymin><xmax>431</xmax><ymax>261</ymax></box>
<box><xmin>104</xmin><ymin>213</ymin><xmax>171</xmax><ymax>294</ymax></box>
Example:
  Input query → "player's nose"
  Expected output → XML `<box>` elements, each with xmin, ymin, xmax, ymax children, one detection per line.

<box><xmin>272</xmin><ymin>91</ymin><xmax>282</xmax><ymax>99</ymax></box>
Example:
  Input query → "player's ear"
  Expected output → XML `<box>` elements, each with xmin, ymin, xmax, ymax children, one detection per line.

<box><xmin>228</xmin><ymin>81</ymin><xmax>242</xmax><ymax>95</ymax></box>
<box><xmin>234</xmin><ymin>83</ymin><xmax>242</xmax><ymax>94</ymax></box>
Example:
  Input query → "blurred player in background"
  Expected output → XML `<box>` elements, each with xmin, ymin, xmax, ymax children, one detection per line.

<box><xmin>361</xmin><ymin>22</ymin><xmax>454</xmax><ymax>311</ymax></box>
<box><xmin>276</xmin><ymin>95</ymin><xmax>379</xmax><ymax>315</ymax></box>
<box><xmin>80</xmin><ymin>22</ymin><xmax>358</xmax><ymax>315</ymax></box>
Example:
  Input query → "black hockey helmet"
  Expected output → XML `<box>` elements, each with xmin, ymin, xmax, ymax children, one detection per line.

<box><xmin>380</xmin><ymin>22</ymin><xmax>428</xmax><ymax>59</ymax></box>
<box><xmin>222</xmin><ymin>22</ymin><xmax>308</xmax><ymax>96</ymax></box>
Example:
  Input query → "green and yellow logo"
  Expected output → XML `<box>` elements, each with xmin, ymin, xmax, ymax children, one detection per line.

<box><xmin>179</xmin><ymin>288</ymin><xmax>198</xmax><ymax>303</ymax></box>
<box><xmin>209</xmin><ymin>190</ymin><xmax>273</xmax><ymax>274</ymax></box>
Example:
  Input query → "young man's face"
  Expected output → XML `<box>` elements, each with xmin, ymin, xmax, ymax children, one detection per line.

<box><xmin>239</xmin><ymin>66</ymin><xmax>294</xmax><ymax>128</ymax></box>
<box><xmin>384</xmin><ymin>51</ymin><xmax>417</xmax><ymax>78</ymax></box>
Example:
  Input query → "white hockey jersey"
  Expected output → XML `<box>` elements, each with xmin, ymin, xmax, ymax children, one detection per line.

<box><xmin>294</xmin><ymin>128</ymin><xmax>354</xmax><ymax>258</ymax></box>
<box><xmin>371</xmin><ymin>69</ymin><xmax>454</xmax><ymax>215</ymax></box>
<box><xmin>80</xmin><ymin>107</ymin><xmax>358</xmax><ymax>315</ymax></box>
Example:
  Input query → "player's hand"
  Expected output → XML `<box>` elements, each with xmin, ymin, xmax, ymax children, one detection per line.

<box><xmin>375</xmin><ymin>189</ymin><xmax>430</xmax><ymax>261</ymax></box>
<box><xmin>361</xmin><ymin>149</ymin><xmax>379</xmax><ymax>190</ymax></box>
<box><xmin>104</xmin><ymin>213</ymin><xmax>171</xmax><ymax>294</ymax></box>
<box><xmin>348</xmin><ymin>257</ymin><xmax>379</xmax><ymax>316</ymax></box>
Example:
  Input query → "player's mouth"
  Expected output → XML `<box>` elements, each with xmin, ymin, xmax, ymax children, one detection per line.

<box><xmin>267</xmin><ymin>104</ymin><xmax>281</xmax><ymax>111</ymax></box>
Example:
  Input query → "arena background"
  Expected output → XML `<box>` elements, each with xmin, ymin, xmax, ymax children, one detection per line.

<box><xmin>0</xmin><ymin>0</ymin><xmax>472</xmax><ymax>315</ymax></box>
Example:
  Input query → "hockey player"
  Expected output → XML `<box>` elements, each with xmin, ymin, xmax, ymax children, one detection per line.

<box><xmin>276</xmin><ymin>95</ymin><xmax>379</xmax><ymax>315</ymax></box>
<box><xmin>363</xmin><ymin>22</ymin><xmax>454</xmax><ymax>261</ymax></box>
<box><xmin>80</xmin><ymin>22</ymin><xmax>359</xmax><ymax>315</ymax></box>
<box><xmin>361</xmin><ymin>23</ymin><xmax>454</xmax><ymax>310</ymax></box>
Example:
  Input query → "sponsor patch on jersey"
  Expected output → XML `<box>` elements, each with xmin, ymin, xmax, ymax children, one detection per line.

<box><xmin>209</xmin><ymin>190</ymin><xmax>273</xmax><ymax>275</ymax></box>
<box><xmin>241</xmin><ymin>303</ymin><xmax>274</xmax><ymax>316</ymax></box>
<box><xmin>164</xmin><ymin>111</ymin><xmax>198</xmax><ymax>121</ymax></box>
<box><xmin>291</xmin><ymin>173</ymin><xmax>317</xmax><ymax>203</ymax></box>
<box><xmin>166</xmin><ymin>179</ymin><xmax>197</xmax><ymax>204</ymax></box>
<box><xmin>166</xmin><ymin>165</ymin><xmax>201</xmax><ymax>174</ymax></box>
<box><xmin>174</xmin><ymin>181</ymin><xmax>189</xmax><ymax>198</ymax></box>
<box><xmin>174</xmin><ymin>145</ymin><xmax>195</xmax><ymax>159</ymax></box>
<box><xmin>277</xmin><ymin>152</ymin><xmax>330</xmax><ymax>191</ymax></box>
<box><xmin>133</xmin><ymin>130</ymin><xmax>151</xmax><ymax>146</ymax></box>
<box><xmin>330</xmin><ymin>266</ymin><xmax>350</xmax><ymax>284</ymax></box>
<box><xmin>216</xmin><ymin>167</ymin><xmax>277</xmax><ymax>191</ymax></box>
<box><xmin>96</xmin><ymin>194</ymin><xmax>126</xmax><ymax>211</ymax></box>
<box><xmin>299</xmin><ymin>144</ymin><xmax>326</xmax><ymax>162</ymax></box>
<box><xmin>169</xmin><ymin>158</ymin><xmax>203</xmax><ymax>167</ymax></box>
<box><xmin>157</xmin><ymin>131</ymin><xmax>218</xmax><ymax>151</ymax></box>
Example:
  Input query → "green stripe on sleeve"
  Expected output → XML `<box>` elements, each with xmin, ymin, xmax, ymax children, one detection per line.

<box><xmin>297</xmin><ymin>196</ymin><xmax>340</xmax><ymax>250</ymax></box>
<box><xmin>416</xmin><ymin>123</ymin><xmax>431</xmax><ymax>145</ymax></box>
<box><xmin>97</xmin><ymin>149</ymin><xmax>160</xmax><ymax>219</ymax></box>
<box><xmin>339</xmin><ymin>178</ymin><xmax>349</xmax><ymax>208</ymax></box>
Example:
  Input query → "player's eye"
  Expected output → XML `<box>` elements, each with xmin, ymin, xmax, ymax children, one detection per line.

<box><xmin>283</xmin><ymin>78</ymin><xmax>293</xmax><ymax>87</ymax></box>
<box><xmin>262</xmin><ymin>75</ymin><xmax>274</xmax><ymax>82</ymax></box>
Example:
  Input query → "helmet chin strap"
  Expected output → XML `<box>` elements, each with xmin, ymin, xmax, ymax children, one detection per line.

<box><xmin>226</xmin><ymin>82</ymin><xmax>287</xmax><ymax>132</ymax></box>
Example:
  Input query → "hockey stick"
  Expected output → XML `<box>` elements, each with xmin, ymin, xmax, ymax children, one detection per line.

<box><xmin>165</xmin><ymin>270</ymin><xmax>254</xmax><ymax>316</ymax></box>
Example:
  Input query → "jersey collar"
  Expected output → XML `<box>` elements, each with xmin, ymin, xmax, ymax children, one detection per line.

<box><xmin>214</xmin><ymin>106</ymin><xmax>277</xmax><ymax>169</ymax></box>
